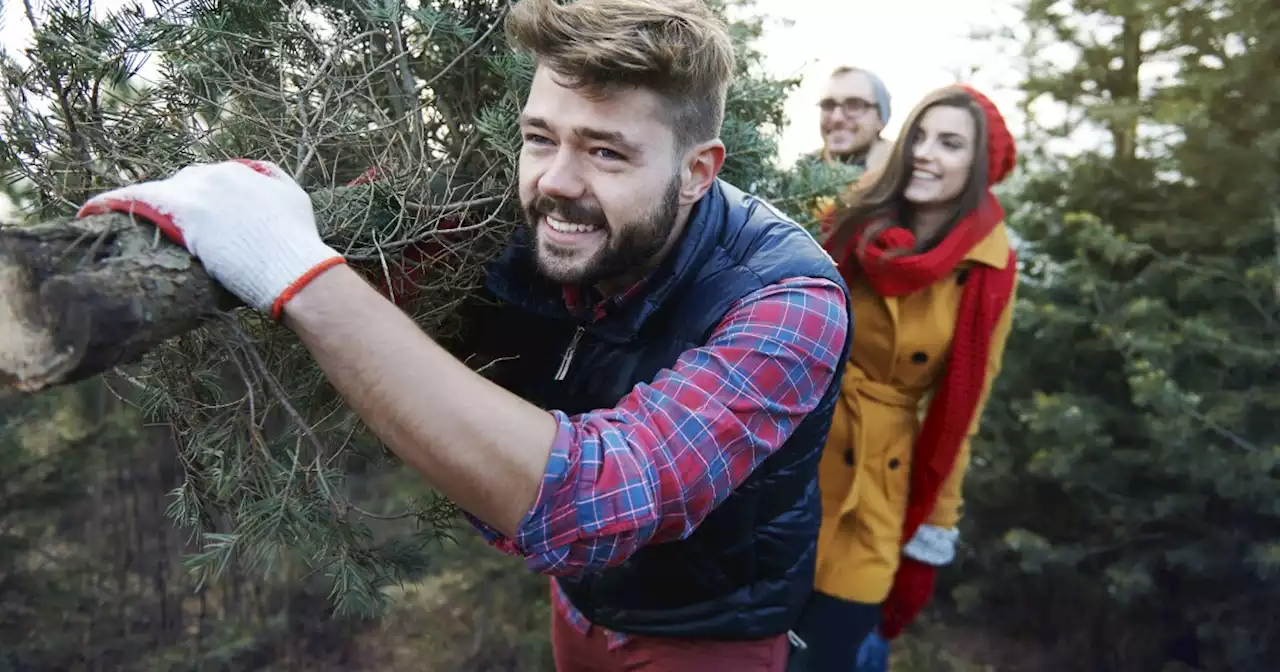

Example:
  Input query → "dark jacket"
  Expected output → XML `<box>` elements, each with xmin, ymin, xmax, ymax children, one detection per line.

<box><xmin>464</xmin><ymin>179</ymin><xmax>852</xmax><ymax>640</ymax></box>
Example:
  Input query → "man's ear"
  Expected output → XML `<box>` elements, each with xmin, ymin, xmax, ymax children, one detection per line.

<box><xmin>679</xmin><ymin>140</ymin><xmax>726</xmax><ymax>206</ymax></box>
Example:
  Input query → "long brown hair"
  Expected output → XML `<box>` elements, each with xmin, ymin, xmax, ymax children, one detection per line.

<box><xmin>823</xmin><ymin>85</ymin><xmax>990</xmax><ymax>260</ymax></box>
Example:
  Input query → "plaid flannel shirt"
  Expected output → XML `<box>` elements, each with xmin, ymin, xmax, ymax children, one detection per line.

<box><xmin>468</xmin><ymin>275</ymin><xmax>848</xmax><ymax>649</ymax></box>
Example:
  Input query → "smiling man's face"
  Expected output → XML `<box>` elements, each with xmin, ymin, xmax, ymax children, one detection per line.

<box><xmin>517</xmin><ymin>66</ymin><xmax>686</xmax><ymax>289</ymax></box>
<box><xmin>819</xmin><ymin>70</ymin><xmax>884</xmax><ymax>159</ymax></box>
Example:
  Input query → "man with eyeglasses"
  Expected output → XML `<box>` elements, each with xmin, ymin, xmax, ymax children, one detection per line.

<box><xmin>799</xmin><ymin>66</ymin><xmax>892</xmax><ymax>241</ymax></box>
<box><xmin>812</xmin><ymin>66</ymin><xmax>891</xmax><ymax>171</ymax></box>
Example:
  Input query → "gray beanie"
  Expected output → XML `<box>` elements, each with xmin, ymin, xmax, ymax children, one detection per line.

<box><xmin>850</xmin><ymin>67</ymin><xmax>892</xmax><ymax>125</ymax></box>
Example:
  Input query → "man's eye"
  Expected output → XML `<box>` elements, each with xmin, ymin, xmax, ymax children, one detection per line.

<box><xmin>524</xmin><ymin>133</ymin><xmax>552</xmax><ymax>145</ymax></box>
<box><xmin>594</xmin><ymin>148</ymin><xmax>624</xmax><ymax>161</ymax></box>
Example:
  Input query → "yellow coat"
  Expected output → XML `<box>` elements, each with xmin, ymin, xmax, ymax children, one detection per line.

<box><xmin>813</xmin><ymin>222</ymin><xmax>1018</xmax><ymax>604</ymax></box>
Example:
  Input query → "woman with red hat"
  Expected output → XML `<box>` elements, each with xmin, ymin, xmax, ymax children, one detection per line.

<box><xmin>785</xmin><ymin>84</ymin><xmax>1020</xmax><ymax>671</ymax></box>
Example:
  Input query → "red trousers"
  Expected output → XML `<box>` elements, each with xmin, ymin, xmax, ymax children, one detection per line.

<box><xmin>550</xmin><ymin>596</ymin><xmax>790</xmax><ymax>671</ymax></box>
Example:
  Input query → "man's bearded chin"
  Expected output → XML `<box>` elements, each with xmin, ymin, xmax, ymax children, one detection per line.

<box><xmin>522</xmin><ymin>183</ymin><xmax>680</xmax><ymax>289</ymax></box>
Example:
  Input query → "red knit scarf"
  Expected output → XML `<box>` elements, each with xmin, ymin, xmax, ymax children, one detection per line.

<box><xmin>825</xmin><ymin>192</ymin><xmax>1018</xmax><ymax>544</ymax></box>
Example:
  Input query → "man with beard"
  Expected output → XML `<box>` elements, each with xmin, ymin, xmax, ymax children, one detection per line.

<box><xmin>804</xmin><ymin>66</ymin><xmax>893</xmax><ymax>242</ymax></box>
<box><xmin>805</xmin><ymin>66</ymin><xmax>892</xmax><ymax>171</ymax></box>
<box><xmin>74</xmin><ymin>0</ymin><xmax>852</xmax><ymax>669</ymax></box>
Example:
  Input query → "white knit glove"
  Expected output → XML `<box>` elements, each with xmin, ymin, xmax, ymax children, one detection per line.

<box><xmin>902</xmin><ymin>524</ymin><xmax>960</xmax><ymax>566</ymax></box>
<box><xmin>76</xmin><ymin>159</ymin><xmax>345</xmax><ymax>318</ymax></box>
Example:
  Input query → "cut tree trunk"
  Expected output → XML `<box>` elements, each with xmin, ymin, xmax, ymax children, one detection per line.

<box><xmin>0</xmin><ymin>210</ymin><xmax>226</xmax><ymax>394</ymax></box>
<box><xmin>0</xmin><ymin>181</ymin><xmax>493</xmax><ymax>397</ymax></box>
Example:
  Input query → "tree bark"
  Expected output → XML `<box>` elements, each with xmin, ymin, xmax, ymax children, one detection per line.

<box><xmin>0</xmin><ymin>179</ymin><xmax>493</xmax><ymax>396</ymax></box>
<box><xmin>0</xmin><ymin>210</ymin><xmax>226</xmax><ymax>394</ymax></box>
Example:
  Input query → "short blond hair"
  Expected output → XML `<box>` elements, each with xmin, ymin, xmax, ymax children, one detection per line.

<box><xmin>505</xmin><ymin>0</ymin><xmax>735</xmax><ymax>150</ymax></box>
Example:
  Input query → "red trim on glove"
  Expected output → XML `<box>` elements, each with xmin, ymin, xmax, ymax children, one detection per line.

<box><xmin>878</xmin><ymin>556</ymin><xmax>937</xmax><ymax>640</ymax></box>
<box><xmin>77</xmin><ymin>198</ymin><xmax>188</xmax><ymax>249</ymax></box>
<box><xmin>232</xmin><ymin>158</ymin><xmax>290</xmax><ymax>181</ymax></box>
<box><xmin>271</xmin><ymin>256</ymin><xmax>348</xmax><ymax>320</ymax></box>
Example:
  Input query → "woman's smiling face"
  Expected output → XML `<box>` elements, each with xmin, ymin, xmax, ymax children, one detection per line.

<box><xmin>902</xmin><ymin>104</ymin><xmax>977</xmax><ymax>208</ymax></box>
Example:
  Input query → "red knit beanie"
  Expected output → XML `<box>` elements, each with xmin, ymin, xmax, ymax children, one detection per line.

<box><xmin>956</xmin><ymin>84</ymin><xmax>1016</xmax><ymax>186</ymax></box>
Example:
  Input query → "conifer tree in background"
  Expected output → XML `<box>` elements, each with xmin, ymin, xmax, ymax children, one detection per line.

<box><xmin>0</xmin><ymin>0</ymin><xmax>845</xmax><ymax>618</ymax></box>
<box><xmin>952</xmin><ymin>0</ymin><xmax>1279</xmax><ymax>668</ymax></box>
<box><xmin>0</xmin><ymin>385</ymin><xmax>102</xmax><ymax>667</ymax></box>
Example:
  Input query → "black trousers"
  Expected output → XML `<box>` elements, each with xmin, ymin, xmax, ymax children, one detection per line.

<box><xmin>785</xmin><ymin>591</ymin><xmax>882</xmax><ymax>672</ymax></box>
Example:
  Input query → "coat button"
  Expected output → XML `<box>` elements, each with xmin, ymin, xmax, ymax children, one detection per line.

<box><xmin>957</xmin><ymin>269</ymin><xmax>970</xmax><ymax>285</ymax></box>
<box><xmin>911</xmin><ymin>351</ymin><xmax>929</xmax><ymax>364</ymax></box>
<box><xmin>843</xmin><ymin>449</ymin><xmax>854</xmax><ymax>466</ymax></box>
<box><xmin>888</xmin><ymin>458</ymin><xmax>901</xmax><ymax>470</ymax></box>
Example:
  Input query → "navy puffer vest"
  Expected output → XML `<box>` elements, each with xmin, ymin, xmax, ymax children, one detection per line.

<box><xmin>474</xmin><ymin>179</ymin><xmax>852</xmax><ymax>640</ymax></box>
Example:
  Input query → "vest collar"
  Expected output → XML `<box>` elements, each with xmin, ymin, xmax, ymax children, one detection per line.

<box><xmin>485</xmin><ymin>180</ymin><xmax>733</xmax><ymax>343</ymax></box>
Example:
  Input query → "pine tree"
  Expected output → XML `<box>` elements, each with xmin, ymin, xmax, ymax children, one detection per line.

<box><xmin>951</xmin><ymin>0</ymin><xmax>1280</xmax><ymax>668</ymax></box>
<box><xmin>0</xmin><ymin>385</ymin><xmax>101</xmax><ymax>668</ymax></box>
<box><xmin>0</xmin><ymin>0</ymin><xmax>834</xmax><ymax>617</ymax></box>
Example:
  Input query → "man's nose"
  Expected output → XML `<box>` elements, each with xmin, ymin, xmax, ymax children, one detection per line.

<box><xmin>829</xmin><ymin>107</ymin><xmax>854</xmax><ymax>125</ymax></box>
<box><xmin>537</xmin><ymin>150</ymin><xmax>587</xmax><ymax>201</ymax></box>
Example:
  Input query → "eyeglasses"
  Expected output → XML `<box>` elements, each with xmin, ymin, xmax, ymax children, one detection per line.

<box><xmin>818</xmin><ymin>97</ymin><xmax>877</xmax><ymax>116</ymax></box>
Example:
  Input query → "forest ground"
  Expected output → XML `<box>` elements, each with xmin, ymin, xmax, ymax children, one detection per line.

<box><xmin>286</xmin><ymin>533</ymin><xmax>1057</xmax><ymax>672</ymax></box>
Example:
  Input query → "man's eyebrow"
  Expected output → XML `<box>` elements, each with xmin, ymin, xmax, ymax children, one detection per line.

<box><xmin>576</xmin><ymin>127</ymin><xmax>641</xmax><ymax>154</ymax></box>
<box><xmin>519</xmin><ymin>113</ymin><xmax>551</xmax><ymax>130</ymax></box>
<box><xmin>519</xmin><ymin>114</ymin><xmax>641</xmax><ymax>155</ymax></box>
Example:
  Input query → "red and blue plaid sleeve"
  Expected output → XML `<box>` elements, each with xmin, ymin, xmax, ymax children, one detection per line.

<box><xmin>469</xmin><ymin>276</ymin><xmax>849</xmax><ymax>575</ymax></box>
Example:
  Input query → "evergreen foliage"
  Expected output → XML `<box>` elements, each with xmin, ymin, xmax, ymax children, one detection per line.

<box><xmin>0</xmin><ymin>378</ymin><xmax>353</xmax><ymax>670</ymax></box>
<box><xmin>951</xmin><ymin>0</ymin><xmax>1279</xmax><ymax>667</ymax></box>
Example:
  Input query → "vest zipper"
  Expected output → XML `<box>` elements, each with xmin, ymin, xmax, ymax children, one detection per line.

<box><xmin>554</xmin><ymin>326</ymin><xmax>585</xmax><ymax>381</ymax></box>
